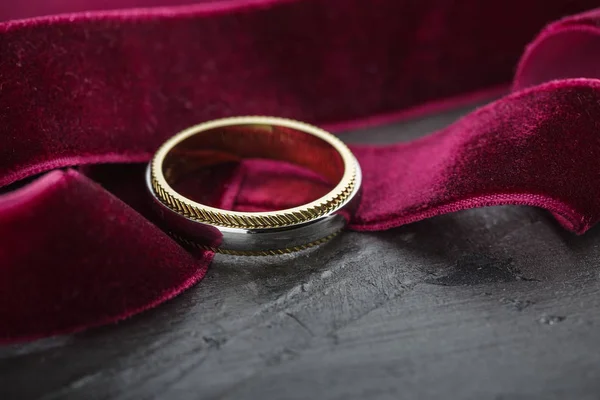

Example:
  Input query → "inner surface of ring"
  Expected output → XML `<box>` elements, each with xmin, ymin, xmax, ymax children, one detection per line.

<box><xmin>162</xmin><ymin>124</ymin><xmax>345</xmax><ymax>194</ymax></box>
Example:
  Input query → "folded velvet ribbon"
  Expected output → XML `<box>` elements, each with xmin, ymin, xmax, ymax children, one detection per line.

<box><xmin>1</xmin><ymin>0</ymin><xmax>600</xmax><ymax>343</ymax></box>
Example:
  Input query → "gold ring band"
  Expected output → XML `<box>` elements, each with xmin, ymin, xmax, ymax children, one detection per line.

<box><xmin>147</xmin><ymin>116</ymin><xmax>362</xmax><ymax>255</ymax></box>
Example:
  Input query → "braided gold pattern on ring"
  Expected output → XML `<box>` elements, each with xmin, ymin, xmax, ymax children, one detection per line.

<box><xmin>150</xmin><ymin>169</ymin><xmax>355</xmax><ymax>229</ymax></box>
<box><xmin>150</xmin><ymin>116</ymin><xmax>358</xmax><ymax>230</ymax></box>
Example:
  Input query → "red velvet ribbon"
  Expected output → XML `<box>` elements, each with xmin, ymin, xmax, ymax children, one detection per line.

<box><xmin>1</xmin><ymin>0</ymin><xmax>600</xmax><ymax>343</ymax></box>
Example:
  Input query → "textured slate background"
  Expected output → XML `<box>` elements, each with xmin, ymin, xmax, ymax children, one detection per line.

<box><xmin>2</xmin><ymin>103</ymin><xmax>600</xmax><ymax>400</ymax></box>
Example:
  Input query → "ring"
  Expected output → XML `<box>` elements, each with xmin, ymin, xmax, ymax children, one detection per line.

<box><xmin>146</xmin><ymin>116</ymin><xmax>362</xmax><ymax>256</ymax></box>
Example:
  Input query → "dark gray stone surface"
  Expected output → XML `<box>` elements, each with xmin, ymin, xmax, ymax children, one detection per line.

<box><xmin>2</xmin><ymin>101</ymin><xmax>600</xmax><ymax>400</ymax></box>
